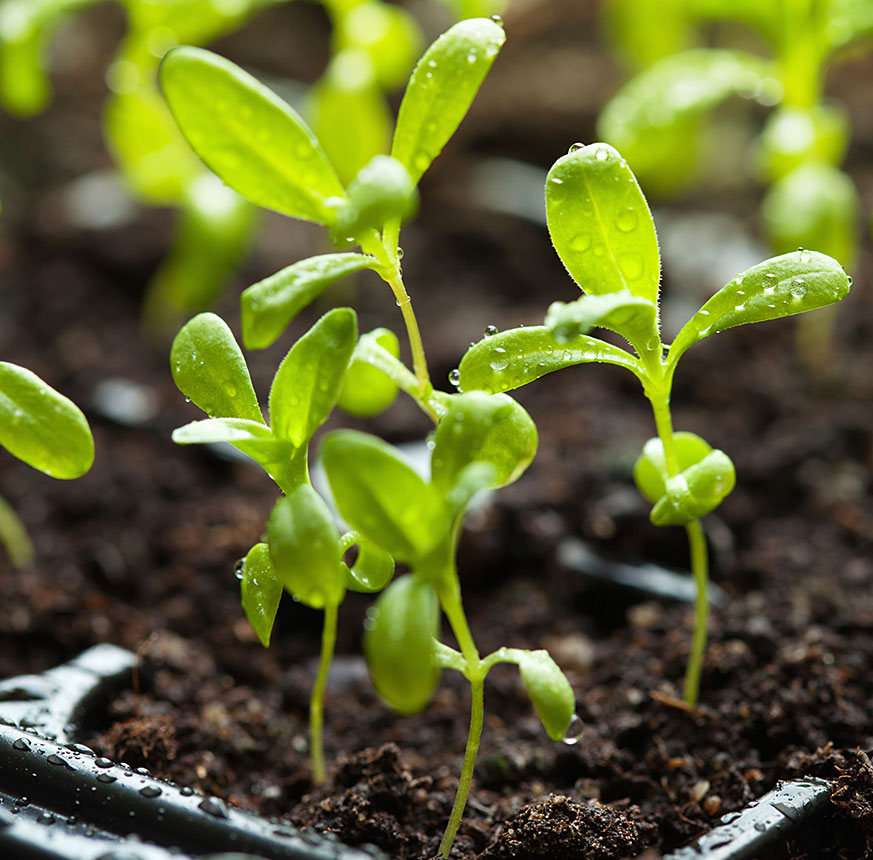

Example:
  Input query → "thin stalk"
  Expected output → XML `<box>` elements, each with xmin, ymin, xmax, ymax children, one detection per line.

<box><xmin>683</xmin><ymin>519</ymin><xmax>709</xmax><ymax>706</ymax></box>
<box><xmin>310</xmin><ymin>601</ymin><xmax>338</xmax><ymax>784</ymax></box>
<box><xmin>438</xmin><ymin>677</ymin><xmax>484</xmax><ymax>858</ymax></box>
<box><xmin>0</xmin><ymin>493</ymin><xmax>34</xmax><ymax>568</ymax></box>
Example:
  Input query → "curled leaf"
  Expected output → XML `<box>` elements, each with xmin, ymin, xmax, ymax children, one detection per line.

<box><xmin>517</xmin><ymin>650</ymin><xmax>576</xmax><ymax>742</ymax></box>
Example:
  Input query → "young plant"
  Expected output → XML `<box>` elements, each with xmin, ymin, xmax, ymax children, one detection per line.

<box><xmin>458</xmin><ymin>142</ymin><xmax>851</xmax><ymax>706</ymax></box>
<box><xmin>169</xmin><ymin>307</ymin><xmax>394</xmax><ymax>783</ymax></box>
<box><xmin>0</xmin><ymin>362</ymin><xmax>94</xmax><ymax>566</ymax></box>
<box><xmin>321</xmin><ymin>391</ymin><xmax>576</xmax><ymax>858</ymax></box>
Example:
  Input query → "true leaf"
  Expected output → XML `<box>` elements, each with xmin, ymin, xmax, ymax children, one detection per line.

<box><xmin>269</xmin><ymin>308</ymin><xmax>357</xmax><ymax>447</ymax></box>
<box><xmin>160</xmin><ymin>46</ymin><xmax>346</xmax><ymax>225</ymax></box>
<box><xmin>170</xmin><ymin>312</ymin><xmax>263</xmax><ymax>423</ymax></box>
<box><xmin>517</xmin><ymin>650</ymin><xmax>576</xmax><ymax>742</ymax></box>
<box><xmin>240</xmin><ymin>543</ymin><xmax>282</xmax><ymax>647</ymax></box>
<box><xmin>431</xmin><ymin>391</ymin><xmax>537</xmax><ymax>494</ymax></box>
<box><xmin>338</xmin><ymin>327</ymin><xmax>401</xmax><ymax>417</ymax></box>
<box><xmin>364</xmin><ymin>575</ymin><xmax>440</xmax><ymax>714</ymax></box>
<box><xmin>546</xmin><ymin>143</ymin><xmax>661</xmax><ymax>303</ymax></box>
<box><xmin>391</xmin><ymin>17</ymin><xmax>505</xmax><ymax>184</ymax></box>
<box><xmin>267</xmin><ymin>486</ymin><xmax>345</xmax><ymax>609</ymax></box>
<box><xmin>322</xmin><ymin>430</ymin><xmax>448</xmax><ymax>562</ymax></box>
<box><xmin>241</xmin><ymin>254</ymin><xmax>377</xmax><ymax>350</ymax></box>
<box><xmin>458</xmin><ymin>326</ymin><xmax>643</xmax><ymax>395</ymax></box>
<box><xmin>0</xmin><ymin>362</ymin><xmax>94</xmax><ymax>479</ymax></box>
<box><xmin>668</xmin><ymin>250</ymin><xmax>852</xmax><ymax>365</ymax></box>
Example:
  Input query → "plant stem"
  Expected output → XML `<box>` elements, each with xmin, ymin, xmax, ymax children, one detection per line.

<box><xmin>0</xmin><ymin>493</ymin><xmax>34</xmax><ymax>568</ymax></box>
<box><xmin>310</xmin><ymin>601</ymin><xmax>338</xmax><ymax>784</ymax></box>
<box><xmin>683</xmin><ymin>518</ymin><xmax>709</xmax><ymax>707</ymax></box>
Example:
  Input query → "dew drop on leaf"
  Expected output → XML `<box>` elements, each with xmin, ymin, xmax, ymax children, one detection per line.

<box><xmin>561</xmin><ymin>714</ymin><xmax>584</xmax><ymax>745</ymax></box>
<box><xmin>490</xmin><ymin>14</ymin><xmax>503</xmax><ymax>26</ymax></box>
<box><xmin>568</xmin><ymin>142</ymin><xmax>585</xmax><ymax>153</ymax></box>
<box><xmin>484</xmin><ymin>325</ymin><xmax>498</xmax><ymax>337</ymax></box>
<box><xmin>594</xmin><ymin>146</ymin><xmax>610</xmax><ymax>162</ymax></box>
<box><xmin>569</xmin><ymin>232</ymin><xmax>591</xmax><ymax>252</ymax></box>
<box><xmin>448</xmin><ymin>368</ymin><xmax>461</xmax><ymax>388</ymax></box>
<box><xmin>234</xmin><ymin>559</ymin><xmax>245</xmax><ymax>580</ymax></box>
<box><xmin>615</xmin><ymin>208</ymin><xmax>638</xmax><ymax>233</ymax></box>
<box><xmin>790</xmin><ymin>278</ymin><xmax>807</xmax><ymax>299</ymax></box>
<box><xmin>798</xmin><ymin>248</ymin><xmax>812</xmax><ymax>263</ymax></box>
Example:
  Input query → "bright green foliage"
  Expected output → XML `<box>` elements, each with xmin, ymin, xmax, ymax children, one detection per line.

<box><xmin>517</xmin><ymin>650</ymin><xmax>576</xmax><ymax>741</ymax></box>
<box><xmin>240</xmin><ymin>543</ymin><xmax>282</xmax><ymax>647</ymax></box>
<box><xmin>338</xmin><ymin>328</ymin><xmax>400</xmax><ymax>417</ymax></box>
<box><xmin>603</xmin><ymin>0</ymin><xmax>696</xmax><ymax>70</ymax></box>
<box><xmin>343</xmin><ymin>537</ymin><xmax>394</xmax><ymax>593</ymax></box>
<box><xmin>458</xmin><ymin>142</ymin><xmax>851</xmax><ymax>705</ymax></box>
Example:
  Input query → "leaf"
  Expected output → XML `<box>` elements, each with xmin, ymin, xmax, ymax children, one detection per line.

<box><xmin>633</xmin><ymin>432</ymin><xmax>713</xmax><ymax>504</ymax></box>
<box><xmin>322</xmin><ymin>430</ymin><xmax>448</xmax><ymax>562</ymax></box>
<box><xmin>391</xmin><ymin>17</ymin><xmax>505</xmax><ymax>184</ymax></box>
<box><xmin>241</xmin><ymin>254</ymin><xmax>376</xmax><ymax>350</ymax></box>
<box><xmin>364</xmin><ymin>575</ymin><xmax>440</xmax><ymax>714</ymax></box>
<box><xmin>669</xmin><ymin>250</ymin><xmax>852</xmax><ymax>365</ymax></box>
<box><xmin>458</xmin><ymin>326</ymin><xmax>643</xmax><ymax>395</ymax></box>
<box><xmin>269</xmin><ymin>308</ymin><xmax>357</xmax><ymax>447</ymax></box>
<box><xmin>345</xmin><ymin>538</ymin><xmax>395</xmax><ymax>593</ymax></box>
<box><xmin>517</xmin><ymin>650</ymin><xmax>576</xmax><ymax>742</ymax></box>
<box><xmin>544</xmin><ymin>291</ymin><xmax>658</xmax><ymax>355</ymax></box>
<box><xmin>546</xmin><ymin>143</ymin><xmax>661</xmax><ymax>303</ymax></box>
<box><xmin>338</xmin><ymin>328</ymin><xmax>400</xmax><ymax>418</ymax></box>
<box><xmin>822</xmin><ymin>0</ymin><xmax>873</xmax><ymax>50</ymax></box>
<box><xmin>431</xmin><ymin>391</ymin><xmax>537</xmax><ymax>495</ymax></box>
<box><xmin>172</xmin><ymin>417</ymin><xmax>273</xmax><ymax>446</ymax></box>
<box><xmin>160</xmin><ymin>46</ymin><xmax>346</xmax><ymax>224</ymax></box>
<box><xmin>0</xmin><ymin>362</ymin><xmax>93</xmax><ymax>479</ymax></box>
<box><xmin>240</xmin><ymin>543</ymin><xmax>282</xmax><ymax>647</ymax></box>
<box><xmin>267</xmin><ymin>486</ymin><xmax>345</xmax><ymax>609</ymax></box>
<box><xmin>170</xmin><ymin>312</ymin><xmax>263</xmax><ymax>423</ymax></box>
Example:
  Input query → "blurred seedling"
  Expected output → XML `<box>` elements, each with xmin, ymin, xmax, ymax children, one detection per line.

<box><xmin>459</xmin><ymin>141</ymin><xmax>851</xmax><ymax>705</ymax></box>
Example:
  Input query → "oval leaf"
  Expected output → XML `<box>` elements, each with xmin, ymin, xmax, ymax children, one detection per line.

<box><xmin>240</xmin><ymin>543</ymin><xmax>282</xmax><ymax>647</ymax></box>
<box><xmin>669</xmin><ymin>250</ymin><xmax>852</xmax><ymax>365</ymax></box>
<box><xmin>391</xmin><ymin>18</ymin><xmax>505</xmax><ymax>184</ymax></box>
<box><xmin>431</xmin><ymin>391</ymin><xmax>537</xmax><ymax>494</ymax></box>
<box><xmin>322</xmin><ymin>430</ymin><xmax>448</xmax><ymax>562</ymax></box>
<box><xmin>364</xmin><ymin>575</ymin><xmax>440</xmax><ymax>714</ymax></box>
<box><xmin>517</xmin><ymin>650</ymin><xmax>576</xmax><ymax>742</ymax></box>
<box><xmin>633</xmin><ymin>432</ymin><xmax>713</xmax><ymax>504</ymax></box>
<box><xmin>458</xmin><ymin>326</ymin><xmax>643</xmax><ymax>395</ymax></box>
<box><xmin>338</xmin><ymin>327</ymin><xmax>400</xmax><ymax>418</ymax></box>
<box><xmin>267</xmin><ymin>486</ymin><xmax>345</xmax><ymax>609</ymax></box>
<box><xmin>269</xmin><ymin>308</ymin><xmax>357</xmax><ymax>447</ymax></box>
<box><xmin>649</xmin><ymin>450</ymin><xmax>736</xmax><ymax>527</ymax></box>
<box><xmin>242</xmin><ymin>254</ymin><xmax>376</xmax><ymax>350</ymax></box>
<box><xmin>0</xmin><ymin>363</ymin><xmax>94</xmax><ymax>479</ymax></box>
<box><xmin>345</xmin><ymin>538</ymin><xmax>395</xmax><ymax>593</ymax></box>
<box><xmin>172</xmin><ymin>416</ymin><xmax>273</xmax><ymax>446</ymax></box>
<box><xmin>160</xmin><ymin>46</ymin><xmax>346</xmax><ymax>224</ymax></box>
<box><xmin>171</xmin><ymin>312</ymin><xmax>263</xmax><ymax>423</ymax></box>
<box><xmin>546</xmin><ymin>143</ymin><xmax>661</xmax><ymax>303</ymax></box>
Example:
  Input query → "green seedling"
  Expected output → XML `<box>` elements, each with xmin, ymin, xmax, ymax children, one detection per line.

<box><xmin>459</xmin><ymin>142</ymin><xmax>851</xmax><ymax>706</ymax></box>
<box><xmin>0</xmin><ymin>362</ymin><xmax>94</xmax><ymax>566</ymax></box>
<box><xmin>322</xmin><ymin>391</ymin><xmax>576</xmax><ymax>858</ymax></box>
<box><xmin>170</xmin><ymin>307</ymin><xmax>394</xmax><ymax>783</ymax></box>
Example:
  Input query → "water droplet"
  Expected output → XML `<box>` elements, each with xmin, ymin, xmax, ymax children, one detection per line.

<box><xmin>46</xmin><ymin>754</ymin><xmax>73</xmax><ymax>769</ymax></box>
<box><xmin>180</xmin><ymin>786</ymin><xmax>194</xmax><ymax>797</ymax></box>
<box><xmin>490</xmin><ymin>14</ymin><xmax>503</xmax><ymax>26</ymax></box>
<box><xmin>562</xmin><ymin>714</ymin><xmax>584</xmax><ymax>745</ymax></box>
<box><xmin>466</xmin><ymin>51</ymin><xmax>477</xmax><ymax>63</ymax></box>
<box><xmin>594</xmin><ymin>146</ymin><xmax>610</xmax><ymax>162</ymax></box>
<box><xmin>569</xmin><ymin>232</ymin><xmax>591</xmax><ymax>252</ymax></box>
<box><xmin>448</xmin><ymin>368</ymin><xmax>461</xmax><ymax>388</ymax></box>
<box><xmin>234</xmin><ymin>559</ymin><xmax>245</xmax><ymax>580</ymax></box>
<box><xmin>13</xmin><ymin>739</ymin><xmax>30</xmax><ymax>751</ymax></box>
<box><xmin>37</xmin><ymin>813</ymin><xmax>55</xmax><ymax>825</ymax></box>
<box><xmin>95</xmin><ymin>758</ymin><xmax>113</xmax><ymax>768</ymax></box>
<box><xmin>615</xmin><ymin>208</ymin><xmax>638</xmax><ymax>232</ymax></box>
<box><xmin>198</xmin><ymin>797</ymin><xmax>228</xmax><ymax>819</ymax></box>
<box><xmin>569</xmin><ymin>142</ymin><xmax>585</xmax><ymax>153</ymax></box>
<box><xmin>790</xmin><ymin>278</ymin><xmax>807</xmax><ymax>299</ymax></box>
<box><xmin>484</xmin><ymin>324</ymin><xmax>498</xmax><ymax>337</ymax></box>
<box><xmin>135</xmin><ymin>767</ymin><xmax>151</xmax><ymax>776</ymax></box>
<box><xmin>139</xmin><ymin>786</ymin><xmax>162</xmax><ymax>798</ymax></box>
<box><xmin>489</xmin><ymin>348</ymin><xmax>508</xmax><ymax>372</ymax></box>
<box><xmin>799</xmin><ymin>248</ymin><xmax>812</xmax><ymax>263</ymax></box>
<box><xmin>427</xmin><ymin>60</ymin><xmax>437</xmax><ymax>68</ymax></box>
<box><xmin>550</xmin><ymin>176</ymin><xmax>563</xmax><ymax>185</ymax></box>
<box><xmin>96</xmin><ymin>773</ymin><xmax>116</xmax><ymax>784</ymax></box>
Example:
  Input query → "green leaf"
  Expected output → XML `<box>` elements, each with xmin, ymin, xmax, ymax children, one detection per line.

<box><xmin>0</xmin><ymin>362</ymin><xmax>93</xmax><ymax>479</ymax></box>
<box><xmin>338</xmin><ymin>328</ymin><xmax>400</xmax><ymax>418</ymax></box>
<box><xmin>160</xmin><ymin>46</ymin><xmax>346</xmax><ymax>224</ymax></box>
<box><xmin>344</xmin><ymin>537</ymin><xmax>395</xmax><ymax>593</ymax></box>
<box><xmin>824</xmin><ymin>0</ymin><xmax>873</xmax><ymax>50</ymax></box>
<box><xmin>458</xmin><ymin>326</ymin><xmax>643</xmax><ymax>395</ymax></box>
<box><xmin>267</xmin><ymin>486</ymin><xmax>345</xmax><ymax>609</ymax></box>
<box><xmin>633</xmin><ymin>431</ymin><xmax>712</xmax><ymax>504</ymax></box>
<box><xmin>171</xmin><ymin>312</ymin><xmax>263</xmax><ymax>423</ymax></box>
<box><xmin>604</xmin><ymin>0</ymin><xmax>695</xmax><ymax>69</ymax></box>
<box><xmin>322</xmin><ymin>430</ymin><xmax>448</xmax><ymax>562</ymax></box>
<box><xmin>544</xmin><ymin>291</ymin><xmax>658</xmax><ymax>354</ymax></box>
<box><xmin>546</xmin><ymin>143</ymin><xmax>661</xmax><ymax>303</ymax></box>
<box><xmin>762</xmin><ymin>164</ymin><xmax>858</xmax><ymax>269</ymax></box>
<box><xmin>269</xmin><ymin>308</ymin><xmax>357</xmax><ymax>447</ymax></box>
<box><xmin>391</xmin><ymin>17</ymin><xmax>505</xmax><ymax>185</ymax></box>
<box><xmin>364</xmin><ymin>575</ymin><xmax>440</xmax><ymax>714</ymax></box>
<box><xmin>431</xmin><ymin>391</ymin><xmax>537</xmax><ymax>495</ymax></box>
<box><xmin>172</xmin><ymin>417</ymin><xmax>273</xmax><ymax>446</ymax></box>
<box><xmin>669</xmin><ymin>250</ymin><xmax>852</xmax><ymax>365</ymax></box>
<box><xmin>517</xmin><ymin>650</ymin><xmax>576</xmax><ymax>742</ymax></box>
<box><xmin>240</xmin><ymin>543</ymin><xmax>282</xmax><ymax>647</ymax></box>
<box><xmin>241</xmin><ymin>254</ymin><xmax>376</xmax><ymax>350</ymax></box>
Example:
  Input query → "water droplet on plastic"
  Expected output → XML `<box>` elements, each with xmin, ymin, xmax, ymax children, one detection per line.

<box><xmin>569</xmin><ymin>142</ymin><xmax>585</xmax><ymax>153</ymax></box>
<box><xmin>139</xmin><ymin>786</ymin><xmax>162</xmax><ymax>798</ymax></box>
<box><xmin>562</xmin><ymin>714</ymin><xmax>584</xmax><ymax>745</ymax></box>
<box><xmin>96</xmin><ymin>773</ymin><xmax>117</xmax><ymax>783</ymax></box>
<box><xmin>95</xmin><ymin>758</ymin><xmax>113</xmax><ymax>768</ymax></box>
<box><xmin>448</xmin><ymin>369</ymin><xmax>461</xmax><ymax>388</ymax></box>
<box><xmin>198</xmin><ymin>797</ymin><xmax>228</xmax><ymax>819</ymax></box>
<box><xmin>13</xmin><ymin>739</ymin><xmax>30</xmax><ymax>751</ymax></box>
<box><xmin>234</xmin><ymin>559</ymin><xmax>245</xmax><ymax>580</ymax></box>
<box><xmin>37</xmin><ymin>813</ymin><xmax>55</xmax><ymax>825</ymax></box>
<box><xmin>484</xmin><ymin>325</ymin><xmax>498</xmax><ymax>337</ymax></box>
<box><xmin>180</xmin><ymin>786</ymin><xmax>194</xmax><ymax>797</ymax></box>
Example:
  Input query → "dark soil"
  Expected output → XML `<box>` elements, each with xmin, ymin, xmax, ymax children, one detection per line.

<box><xmin>3</xmin><ymin>2</ymin><xmax>873</xmax><ymax>859</ymax></box>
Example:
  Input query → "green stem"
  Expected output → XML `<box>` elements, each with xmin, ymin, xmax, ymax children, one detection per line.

<box><xmin>438</xmin><ymin>676</ymin><xmax>484</xmax><ymax>859</ymax></box>
<box><xmin>0</xmin><ymin>493</ymin><xmax>34</xmax><ymax>568</ymax></box>
<box><xmin>310</xmin><ymin>601</ymin><xmax>338</xmax><ymax>784</ymax></box>
<box><xmin>683</xmin><ymin>519</ymin><xmax>709</xmax><ymax>707</ymax></box>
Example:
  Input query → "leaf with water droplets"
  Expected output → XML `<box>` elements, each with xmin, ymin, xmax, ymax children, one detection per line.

<box><xmin>668</xmin><ymin>250</ymin><xmax>852</xmax><ymax>365</ymax></box>
<box><xmin>459</xmin><ymin>326</ymin><xmax>643</xmax><ymax>395</ymax></box>
<box><xmin>269</xmin><ymin>308</ymin><xmax>357</xmax><ymax>447</ymax></box>
<box><xmin>546</xmin><ymin>143</ymin><xmax>661</xmax><ymax>304</ymax></box>
<box><xmin>267</xmin><ymin>486</ymin><xmax>344</xmax><ymax>609</ymax></box>
<box><xmin>391</xmin><ymin>18</ymin><xmax>505</xmax><ymax>184</ymax></box>
<box><xmin>242</xmin><ymin>254</ymin><xmax>378</xmax><ymax>350</ymax></box>
<box><xmin>544</xmin><ymin>290</ymin><xmax>658</xmax><ymax>355</ymax></box>
<box><xmin>0</xmin><ymin>363</ymin><xmax>93</xmax><ymax>479</ymax></box>
<box><xmin>160</xmin><ymin>47</ymin><xmax>346</xmax><ymax>224</ymax></box>
<box><xmin>516</xmin><ymin>649</ymin><xmax>576</xmax><ymax>742</ymax></box>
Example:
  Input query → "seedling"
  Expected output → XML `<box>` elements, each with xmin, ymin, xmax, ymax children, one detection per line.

<box><xmin>459</xmin><ymin>142</ymin><xmax>851</xmax><ymax>705</ymax></box>
<box><xmin>0</xmin><ymin>362</ymin><xmax>94</xmax><ymax>566</ymax></box>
